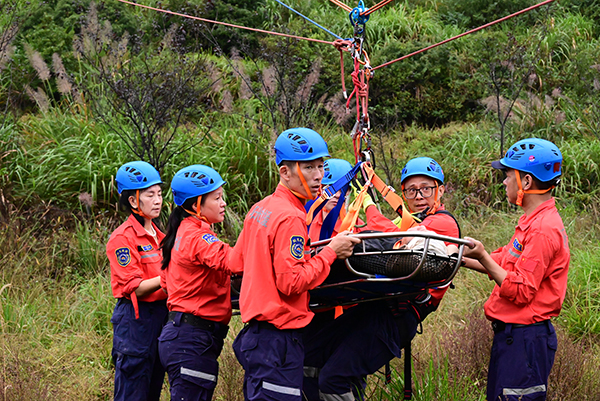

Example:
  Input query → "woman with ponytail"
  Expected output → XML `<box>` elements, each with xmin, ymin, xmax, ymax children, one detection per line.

<box><xmin>106</xmin><ymin>161</ymin><xmax>168</xmax><ymax>401</ymax></box>
<box><xmin>158</xmin><ymin>165</ymin><xmax>241</xmax><ymax>401</ymax></box>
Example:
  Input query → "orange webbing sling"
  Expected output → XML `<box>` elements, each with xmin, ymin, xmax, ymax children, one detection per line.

<box><xmin>340</xmin><ymin>163</ymin><xmax>418</xmax><ymax>232</ymax></box>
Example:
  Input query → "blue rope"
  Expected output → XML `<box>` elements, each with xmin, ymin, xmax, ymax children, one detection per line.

<box><xmin>272</xmin><ymin>0</ymin><xmax>342</xmax><ymax>40</ymax></box>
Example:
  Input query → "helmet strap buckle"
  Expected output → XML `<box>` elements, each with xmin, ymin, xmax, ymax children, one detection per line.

<box><xmin>514</xmin><ymin>171</ymin><xmax>553</xmax><ymax>207</ymax></box>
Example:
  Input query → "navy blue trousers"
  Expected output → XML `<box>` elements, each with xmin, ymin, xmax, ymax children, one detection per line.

<box><xmin>303</xmin><ymin>302</ymin><xmax>418</xmax><ymax>401</ymax></box>
<box><xmin>487</xmin><ymin>321</ymin><xmax>557</xmax><ymax>401</ymax></box>
<box><xmin>111</xmin><ymin>298</ymin><xmax>168</xmax><ymax>401</ymax></box>
<box><xmin>233</xmin><ymin>320</ymin><xmax>304</xmax><ymax>401</ymax></box>
<box><xmin>158</xmin><ymin>312</ymin><xmax>228</xmax><ymax>401</ymax></box>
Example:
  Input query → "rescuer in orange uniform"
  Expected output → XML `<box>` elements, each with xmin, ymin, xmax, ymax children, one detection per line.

<box><xmin>305</xmin><ymin>156</ymin><xmax>461</xmax><ymax>401</ymax></box>
<box><xmin>158</xmin><ymin>164</ymin><xmax>241</xmax><ymax>401</ymax></box>
<box><xmin>107</xmin><ymin>161</ymin><xmax>168</xmax><ymax>401</ymax></box>
<box><xmin>230</xmin><ymin>128</ymin><xmax>360</xmax><ymax>401</ymax></box>
<box><xmin>463</xmin><ymin>138</ymin><xmax>570</xmax><ymax>401</ymax></box>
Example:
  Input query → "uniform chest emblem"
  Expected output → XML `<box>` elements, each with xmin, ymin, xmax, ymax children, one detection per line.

<box><xmin>290</xmin><ymin>236</ymin><xmax>305</xmax><ymax>260</ymax></box>
<box><xmin>115</xmin><ymin>247</ymin><xmax>131</xmax><ymax>267</ymax></box>
<box><xmin>202</xmin><ymin>233</ymin><xmax>220</xmax><ymax>244</ymax></box>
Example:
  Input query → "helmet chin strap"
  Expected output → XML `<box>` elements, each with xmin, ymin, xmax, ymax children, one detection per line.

<box><xmin>283</xmin><ymin>162</ymin><xmax>320</xmax><ymax>201</ymax></box>
<box><xmin>183</xmin><ymin>196</ymin><xmax>210</xmax><ymax>223</ymax></box>
<box><xmin>131</xmin><ymin>190</ymin><xmax>150</xmax><ymax>219</ymax></box>
<box><xmin>514</xmin><ymin>172</ymin><xmax>553</xmax><ymax>206</ymax></box>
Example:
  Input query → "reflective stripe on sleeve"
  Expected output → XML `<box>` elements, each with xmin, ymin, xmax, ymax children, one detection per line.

<box><xmin>140</xmin><ymin>253</ymin><xmax>159</xmax><ymax>259</ymax></box>
<box><xmin>508</xmin><ymin>249</ymin><xmax>521</xmax><ymax>258</ymax></box>
<box><xmin>180</xmin><ymin>367</ymin><xmax>217</xmax><ymax>382</ymax></box>
<box><xmin>503</xmin><ymin>384</ymin><xmax>546</xmax><ymax>396</ymax></box>
<box><xmin>262</xmin><ymin>381</ymin><xmax>301</xmax><ymax>396</ymax></box>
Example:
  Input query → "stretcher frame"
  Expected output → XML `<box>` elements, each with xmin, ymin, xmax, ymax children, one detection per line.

<box><xmin>230</xmin><ymin>231</ymin><xmax>471</xmax><ymax>312</ymax></box>
<box><xmin>307</xmin><ymin>231</ymin><xmax>471</xmax><ymax>310</ymax></box>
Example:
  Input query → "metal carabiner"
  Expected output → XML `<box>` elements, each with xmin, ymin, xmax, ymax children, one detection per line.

<box><xmin>349</xmin><ymin>1</ymin><xmax>370</xmax><ymax>36</ymax></box>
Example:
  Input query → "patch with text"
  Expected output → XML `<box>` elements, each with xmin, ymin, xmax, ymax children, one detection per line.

<box><xmin>290</xmin><ymin>236</ymin><xmax>305</xmax><ymax>260</ymax></box>
<box><xmin>202</xmin><ymin>233</ymin><xmax>220</xmax><ymax>244</ymax></box>
<box><xmin>115</xmin><ymin>247</ymin><xmax>131</xmax><ymax>267</ymax></box>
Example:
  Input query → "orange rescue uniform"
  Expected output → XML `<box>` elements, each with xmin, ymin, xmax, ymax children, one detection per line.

<box><xmin>107</xmin><ymin>214</ymin><xmax>167</xmax><ymax>304</ymax></box>
<box><xmin>230</xmin><ymin>184</ymin><xmax>337</xmax><ymax>330</ymax></box>
<box><xmin>484</xmin><ymin>198</ymin><xmax>570</xmax><ymax>324</ymax></box>
<box><xmin>160</xmin><ymin>217</ymin><xmax>241</xmax><ymax>325</ymax></box>
<box><xmin>356</xmin><ymin>203</ymin><xmax>458</xmax><ymax>238</ymax></box>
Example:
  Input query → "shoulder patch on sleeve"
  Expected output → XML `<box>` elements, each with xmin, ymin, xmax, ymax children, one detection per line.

<box><xmin>115</xmin><ymin>247</ymin><xmax>131</xmax><ymax>267</ymax></box>
<box><xmin>202</xmin><ymin>233</ymin><xmax>220</xmax><ymax>244</ymax></box>
<box><xmin>290</xmin><ymin>235</ymin><xmax>305</xmax><ymax>260</ymax></box>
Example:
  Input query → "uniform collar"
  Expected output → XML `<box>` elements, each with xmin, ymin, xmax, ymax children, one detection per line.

<box><xmin>183</xmin><ymin>215</ymin><xmax>211</xmax><ymax>230</ymax></box>
<box><xmin>275</xmin><ymin>183</ymin><xmax>307</xmax><ymax>212</ymax></box>
<box><xmin>126</xmin><ymin>214</ymin><xmax>162</xmax><ymax>240</ymax></box>
<box><xmin>518</xmin><ymin>198</ymin><xmax>555</xmax><ymax>230</ymax></box>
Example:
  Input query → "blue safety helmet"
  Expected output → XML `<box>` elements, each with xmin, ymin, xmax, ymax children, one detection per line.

<box><xmin>116</xmin><ymin>161</ymin><xmax>162</xmax><ymax>194</ymax></box>
<box><xmin>274</xmin><ymin>127</ymin><xmax>330</xmax><ymax>165</ymax></box>
<box><xmin>322</xmin><ymin>159</ymin><xmax>353</xmax><ymax>185</ymax></box>
<box><xmin>491</xmin><ymin>138</ymin><xmax>562</xmax><ymax>182</ymax></box>
<box><xmin>401</xmin><ymin>157</ymin><xmax>444</xmax><ymax>185</ymax></box>
<box><xmin>171</xmin><ymin>165</ymin><xmax>226</xmax><ymax>206</ymax></box>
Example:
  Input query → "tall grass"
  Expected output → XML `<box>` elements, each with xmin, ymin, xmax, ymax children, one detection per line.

<box><xmin>5</xmin><ymin>111</ymin><xmax>126</xmax><ymax>209</ymax></box>
<box><xmin>0</xmin><ymin>212</ymin><xmax>115</xmax><ymax>399</ymax></box>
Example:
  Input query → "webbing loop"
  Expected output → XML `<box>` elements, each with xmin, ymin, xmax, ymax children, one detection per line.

<box><xmin>361</xmin><ymin>163</ymin><xmax>418</xmax><ymax>231</ymax></box>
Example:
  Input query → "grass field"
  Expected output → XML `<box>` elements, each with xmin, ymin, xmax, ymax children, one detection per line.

<box><xmin>1</xmin><ymin>199</ymin><xmax>598</xmax><ymax>401</ymax></box>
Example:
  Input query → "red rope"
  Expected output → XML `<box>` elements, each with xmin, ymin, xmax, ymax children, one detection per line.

<box><xmin>362</xmin><ymin>0</ymin><xmax>395</xmax><ymax>16</ymax></box>
<box><xmin>329</xmin><ymin>0</ymin><xmax>353</xmax><ymax>12</ymax></box>
<box><xmin>115</xmin><ymin>0</ymin><xmax>333</xmax><ymax>45</ymax></box>
<box><xmin>334</xmin><ymin>39</ymin><xmax>353</xmax><ymax>98</ymax></box>
<box><xmin>372</xmin><ymin>0</ymin><xmax>555</xmax><ymax>71</ymax></box>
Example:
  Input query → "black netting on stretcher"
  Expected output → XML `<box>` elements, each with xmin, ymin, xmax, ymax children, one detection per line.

<box><xmin>347</xmin><ymin>250</ymin><xmax>457</xmax><ymax>282</ymax></box>
<box><xmin>307</xmin><ymin>231</ymin><xmax>470</xmax><ymax>310</ymax></box>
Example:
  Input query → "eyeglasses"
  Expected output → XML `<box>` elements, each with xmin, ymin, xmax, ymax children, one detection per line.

<box><xmin>402</xmin><ymin>186</ymin><xmax>436</xmax><ymax>199</ymax></box>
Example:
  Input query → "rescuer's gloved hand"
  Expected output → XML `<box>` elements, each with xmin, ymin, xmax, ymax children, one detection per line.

<box><xmin>362</xmin><ymin>193</ymin><xmax>376</xmax><ymax>211</ymax></box>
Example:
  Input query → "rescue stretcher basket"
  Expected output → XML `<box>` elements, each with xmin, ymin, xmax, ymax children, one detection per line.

<box><xmin>306</xmin><ymin>231</ymin><xmax>471</xmax><ymax>310</ymax></box>
<box><xmin>230</xmin><ymin>231</ymin><xmax>470</xmax><ymax>312</ymax></box>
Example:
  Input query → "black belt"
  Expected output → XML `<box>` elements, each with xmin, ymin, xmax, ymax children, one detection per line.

<box><xmin>168</xmin><ymin>312</ymin><xmax>229</xmax><ymax>338</ymax></box>
<box><xmin>492</xmin><ymin>320</ymin><xmax>548</xmax><ymax>334</ymax></box>
<box><xmin>249</xmin><ymin>319</ymin><xmax>302</xmax><ymax>333</ymax></box>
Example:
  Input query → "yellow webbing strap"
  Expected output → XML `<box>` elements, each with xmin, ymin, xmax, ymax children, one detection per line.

<box><xmin>361</xmin><ymin>163</ymin><xmax>418</xmax><ymax>231</ymax></box>
<box><xmin>339</xmin><ymin>178</ymin><xmax>370</xmax><ymax>232</ymax></box>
